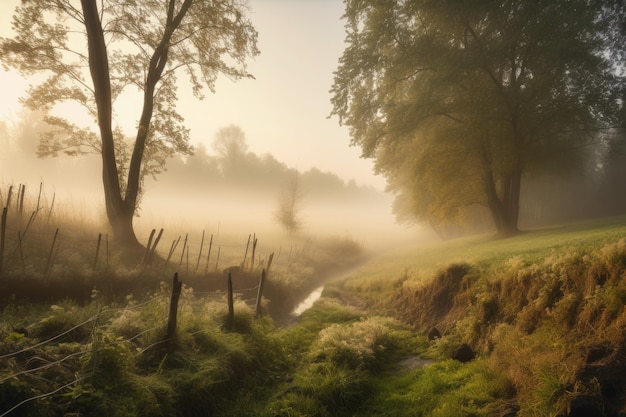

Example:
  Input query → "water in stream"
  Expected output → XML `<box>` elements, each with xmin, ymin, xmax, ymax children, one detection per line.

<box><xmin>291</xmin><ymin>286</ymin><xmax>324</xmax><ymax>316</ymax></box>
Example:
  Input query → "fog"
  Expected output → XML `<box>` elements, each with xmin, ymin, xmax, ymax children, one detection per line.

<box><xmin>0</xmin><ymin>113</ymin><xmax>421</xmax><ymax>255</ymax></box>
<box><xmin>3</xmin><ymin>108</ymin><xmax>624</xmax><ymax>254</ymax></box>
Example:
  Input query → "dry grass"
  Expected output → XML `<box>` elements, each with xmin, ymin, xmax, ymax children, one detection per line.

<box><xmin>326</xmin><ymin>216</ymin><xmax>626</xmax><ymax>415</ymax></box>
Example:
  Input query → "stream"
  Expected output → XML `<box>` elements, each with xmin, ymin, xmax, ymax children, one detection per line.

<box><xmin>290</xmin><ymin>285</ymin><xmax>325</xmax><ymax>316</ymax></box>
<box><xmin>286</xmin><ymin>260</ymin><xmax>369</xmax><ymax>317</ymax></box>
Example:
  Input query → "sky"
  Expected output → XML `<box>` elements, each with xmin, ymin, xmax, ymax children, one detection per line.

<box><xmin>0</xmin><ymin>0</ymin><xmax>386</xmax><ymax>190</ymax></box>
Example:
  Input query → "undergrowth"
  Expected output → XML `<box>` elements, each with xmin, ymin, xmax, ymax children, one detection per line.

<box><xmin>2</xmin><ymin>213</ymin><xmax>626</xmax><ymax>416</ymax></box>
<box><xmin>330</xmin><ymin>219</ymin><xmax>626</xmax><ymax>416</ymax></box>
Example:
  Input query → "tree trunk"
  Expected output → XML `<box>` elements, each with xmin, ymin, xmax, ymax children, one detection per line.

<box><xmin>503</xmin><ymin>170</ymin><xmax>522</xmax><ymax>235</ymax></box>
<box><xmin>483</xmin><ymin>167</ymin><xmax>521</xmax><ymax>237</ymax></box>
<box><xmin>81</xmin><ymin>0</ymin><xmax>140</xmax><ymax>251</ymax></box>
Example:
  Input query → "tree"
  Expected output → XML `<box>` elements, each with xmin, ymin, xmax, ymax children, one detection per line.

<box><xmin>274</xmin><ymin>170</ymin><xmax>303</xmax><ymax>234</ymax></box>
<box><xmin>0</xmin><ymin>0</ymin><xmax>259</xmax><ymax>251</ymax></box>
<box><xmin>331</xmin><ymin>0</ymin><xmax>625</xmax><ymax>236</ymax></box>
<box><xmin>212</xmin><ymin>124</ymin><xmax>249</xmax><ymax>178</ymax></box>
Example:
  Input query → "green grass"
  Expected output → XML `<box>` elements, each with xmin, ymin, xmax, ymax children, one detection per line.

<box><xmin>363</xmin><ymin>359</ymin><xmax>514</xmax><ymax>417</ymax></box>
<box><xmin>2</xmin><ymin>215</ymin><xmax>626</xmax><ymax>416</ymax></box>
<box><xmin>356</xmin><ymin>215</ymin><xmax>626</xmax><ymax>277</ymax></box>
<box><xmin>321</xmin><ymin>215</ymin><xmax>626</xmax><ymax>417</ymax></box>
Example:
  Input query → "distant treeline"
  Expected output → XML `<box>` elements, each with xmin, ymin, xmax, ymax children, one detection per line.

<box><xmin>0</xmin><ymin>113</ymin><xmax>382</xmax><ymax>206</ymax></box>
<box><xmin>150</xmin><ymin>143</ymin><xmax>382</xmax><ymax>204</ymax></box>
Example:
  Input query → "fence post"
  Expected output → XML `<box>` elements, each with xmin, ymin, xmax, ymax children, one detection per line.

<box><xmin>204</xmin><ymin>234</ymin><xmax>213</xmax><ymax>272</ymax></box>
<box><xmin>36</xmin><ymin>182</ymin><xmax>43</xmax><ymax>213</ymax></box>
<box><xmin>143</xmin><ymin>229</ymin><xmax>156</xmax><ymax>265</ymax></box>
<box><xmin>0</xmin><ymin>207</ymin><xmax>7</xmax><ymax>275</ymax></box>
<box><xmin>167</xmin><ymin>272</ymin><xmax>183</xmax><ymax>351</ymax></box>
<box><xmin>178</xmin><ymin>233</ymin><xmax>188</xmax><ymax>270</ymax></box>
<box><xmin>226</xmin><ymin>272</ymin><xmax>234</xmax><ymax>329</ymax></box>
<box><xmin>255</xmin><ymin>269</ymin><xmax>267</xmax><ymax>319</ymax></box>
<box><xmin>18</xmin><ymin>184</ymin><xmax>25</xmax><ymax>217</ymax></box>
<box><xmin>195</xmin><ymin>230</ymin><xmax>205</xmax><ymax>272</ymax></box>
<box><xmin>47</xmin><ymin>192</ymin><xmax>55</xmax><ymax>223</ymax></box>
<box><xmin>164</xmin><ymin>236</ymin><xmax>180</xmax><ymax>268</ymax></box>
<box><xmin>6</xmin><ymin>185</ymin><xmax>13</xmax><ymax>210</ymax></box>
<box><xmin>93</xmin><ymin>233</ymin><xmax>102</xmax><ymax>270</ymax></box>
<box><xmin>251</xmin><ymin>234</ymin><xmax>258</xmax><ymax>270</ymax></box>
<box><xmin>242</xmin><ymin>234</ymin><xmax>251</xmax><ymax>269</ymax></box>
<box><xmin>44</xmin><ymin>228</ymin><xmax>59</xmax><ymax>275</ymax></box>
<box><xmin>266</xmin><ymin>252</ymin><xmax>274</xmax><ymax>273</ymax></box>
<box><xmin>215</xmin><ymin>246</ymin><xmax>221</xmax><ymax>271</ymax></box>
<box><xmin>149</xmin><ymin>228</ymin><xmax>164</xmax><ymax>266</ymax></box>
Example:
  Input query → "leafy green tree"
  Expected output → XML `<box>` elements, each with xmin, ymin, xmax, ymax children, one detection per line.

<box><xmin>0</xmin><ymin>0</ymin><xmax>259</xmax><ymax>251</ymax></box>
<box><xmin>331</xmin><ymin>0</ymin><xmax>625</xmax><ymax>236</ymax></box>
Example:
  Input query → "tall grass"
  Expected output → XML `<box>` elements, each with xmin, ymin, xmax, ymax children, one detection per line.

<box><xmin>326</xmin><ymin>215</ymin><xmax>626</xmax><ymax>416</ymax></box>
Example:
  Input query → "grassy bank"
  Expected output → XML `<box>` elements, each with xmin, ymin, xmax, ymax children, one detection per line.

<box><xmin>325</xmin><ymin>216</ymin><xmax>626</xmax><ymax>416</ymax></box>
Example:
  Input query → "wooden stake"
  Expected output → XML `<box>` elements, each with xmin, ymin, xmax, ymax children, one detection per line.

<box><xmin>143</xmin><ymin>229</ymin><xmax>156</xmax><ymax>265</ymax></box>
<box><xmin>242</xmin><ymin>233</ymin><xmax>251</xmax><ymax>269</ymax></box>
<box><xmin>165</xmin><ymin>236</ymin><xmax>180</xmax><ymax>268</ymax></box>
<box><xmin>147</xmin><ymin>228</ymin><xmax>163</xmax><ymax>266</ymax></box>
<box><xmin>255</xmin><ymin>269</ymin><xmax>267</xmax><ymax>319</ymax></box>
<box><xmin>6</xmin><ymin>185</ymin><xmax>13</xmax><ymax>210</ymax></box>
<box><xmin>195</xmin><ymin>230</ymin><xmax>205</xmax><ymax>272</ymax></box>
<box><xmin>227</xmin><ymin>272</ymin><xmax>234</xmax><ymax>329</ymax></box>
<box><xmin>251</xmin><ymin>234</ymin><xmax>258</xmax><ymax>270</ymax></box>
<box><xmin>266</xmin><ymin>252</ymin><xmax>274</xmax><ymax>273</ymax></box>
<box><xmin>93</xmin><ymin>233</ymin><xmax>102</xmax><ymax>270</ymax></box>
<box><xmin>22</xmin><ymin>211</ymin><xmax>36</xmax><ymax>239</ymax></box>
<box><xmin>204</xmin><ymin>234</ymin><xmax>213</xmax><ymax>272</ymax></box>
<box><xmin>166</xmin><ymin>272</ymin><xmax>183</xmax><ymax>351</ymax></box>
<box><xmin>18</xmin><ymin>184</ymin><xmax>25</xmax><ymax>216</ymax></box>
<box><xmin>44</xmin><ymin>228</ymin><xmax>59</xmax><ymax>274</ymax></box>
<box><xmin>36</xmin><ymin>182</ymin><xmax>43</xmax><ymax>213</ymax></box>
<box><xmin>47</xmin><ymin>192</ymin><xmax>55</xmax><ymax>223</ymax></box>
<box><xmin>215</xmin><ymin>246</ymin><xmax>221</xmax><ymax>271</ymax></box>
<box><xmin>178</xmin><ymin>233</ymin><xmax>188</xmax><ymax>270</ymax></box>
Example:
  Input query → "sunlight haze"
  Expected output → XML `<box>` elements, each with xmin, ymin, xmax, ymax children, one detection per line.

<box><xmin>0</xmin><ymin>0</ymin><xmax>385</xmax><ymax>189</ymax></box>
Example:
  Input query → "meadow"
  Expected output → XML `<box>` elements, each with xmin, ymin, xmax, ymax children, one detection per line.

<box><xmin>1</xmin><ymin>184</ymin><xmax>625</xmax><ymax>416</ymax></box>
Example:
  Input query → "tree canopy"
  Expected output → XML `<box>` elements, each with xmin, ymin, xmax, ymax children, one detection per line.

<box><xmin>0</xmin><ymin>0</ymin><xmax>259</xmax><ymax>250</ymax></box>
<box><xmin>331</xmin><ymin>0</ymin><xmax>625</xmax><ymax>236</ymax></box>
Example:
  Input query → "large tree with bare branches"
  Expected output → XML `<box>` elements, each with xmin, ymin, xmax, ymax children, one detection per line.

<box><xmin>0</xmin><ymin>0</ymin><xmax>259</xmax><ymax>251</ymax></box>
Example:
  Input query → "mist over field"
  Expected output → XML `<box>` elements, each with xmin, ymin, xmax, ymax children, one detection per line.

<box><xmin>0</xmin><ymin>112</ymin><xmax>420</xmax><ymax>252</ymax></box>
<box><xmin>2</xmin><ymin>109</ymin><xmax>626</xmax><ymax>249</ymax></box>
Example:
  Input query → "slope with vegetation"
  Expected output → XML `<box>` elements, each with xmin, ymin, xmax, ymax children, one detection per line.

<box><xmin>1</xmin><ymin>214</ymin><xmax>625</xmax><ymax>416</ymax></box>
<box><xmin>327</xmin><ymin>217</ymin><xmax>626</xmax><ymax>416</ymax></box>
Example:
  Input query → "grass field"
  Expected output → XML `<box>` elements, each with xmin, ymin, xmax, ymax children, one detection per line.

<box><xmin>1</xmin><ymin>214</ymin><xmax>625</xmax><ymax>416</ymax></box>
<box><xmin>341</xmin><ymin>215</ymin><xmax>626</xmax><ymax>283</ymax></box>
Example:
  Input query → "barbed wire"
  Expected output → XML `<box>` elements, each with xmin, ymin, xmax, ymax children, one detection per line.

<box><xmin>0</xmin><ymin>373</ymin><xmax>93</xmax><ymax>417</ymax></box>
<box><xmin>0</xmin><ymin>349</ymin><xmax>86</xmax><ymax>384</ymax></box>
<box><xmin>0</xmin><ymin>291</ymin><xmax>231</xmax><ymax>416</ymax></box>
<box><xmin>0</xmin><ymin>294</ymin><xmax>168</xmax><ymax>360</ymax></box>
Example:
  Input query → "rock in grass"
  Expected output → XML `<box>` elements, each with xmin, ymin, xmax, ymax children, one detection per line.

<box><xmin>427</xmin><ymin>327</ymin><xmax>441</xmax><ymax>341</ymax></box>
<box><xmin>452</xmin><ymin>343</ymin><xmax>475</xmax><ymax>362</ymax></box>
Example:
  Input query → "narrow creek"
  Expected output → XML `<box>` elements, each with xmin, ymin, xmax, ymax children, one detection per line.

<box><xmin>290</xmin><ymin>285</ymin><xmax>324</xmax><ymax>316</ymax></box>
<box><xmin>286</xmin><ymin>259</ymin><xmax>370</xmax><ymax>318</ymax></box>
